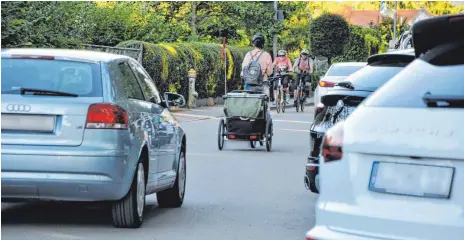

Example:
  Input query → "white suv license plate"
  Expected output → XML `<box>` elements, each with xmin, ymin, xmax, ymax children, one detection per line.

<box><xmin>369</xmin><ymin>161</ymin><xmax>454</xmax><ymax>199</ymax></box>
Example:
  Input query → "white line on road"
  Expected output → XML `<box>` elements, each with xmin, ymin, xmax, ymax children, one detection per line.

<box><xmin>273</xmin><ymin>120</ymin><xmax>313</xmax><ymax>124</ymax></box>
<box><xmin>173</xmin><ymin>113</ymin><xmax>218</xmax><ymax>119</ymax></box>
<box><xmin>174</xmin><ymin>113</ymin><xmax>313</xmax><ymax>125</ymax></box>
<box><xmin>279</xmin><ymin>128</ymin><xmax>310</xmax><ymax>133</ymax></box>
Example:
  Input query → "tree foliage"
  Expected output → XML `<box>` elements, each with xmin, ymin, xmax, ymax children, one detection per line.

<box><xmin>310</xmin><ymin>13</ymin><xmax>350</xmax><ymax>62</ymax></box>
<box><xmin>2</xmin><ymin>1</ymin><xmax>464</xmax><ymax>98</ymax></box>
<box><xmin>1</xmin><ymin>1</ymin><xmax>281</xmax><ymax>49</ymax></box>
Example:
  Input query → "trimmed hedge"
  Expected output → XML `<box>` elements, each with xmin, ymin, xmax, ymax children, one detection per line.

<box><xmin>117</xmin><ymin>40</ymin><xmax>251</xmax><ymax>99</ymax></box>
<box><xmin>332</xmin><ymin>25</ymin><xmax>383</xmax><ymax>63</ymax></box>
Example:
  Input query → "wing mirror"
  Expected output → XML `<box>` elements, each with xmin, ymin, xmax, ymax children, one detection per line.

<box><xmin>164</xmin><ymin>92</ymin><xmax>186</xmax><ymax>109</ymax></box>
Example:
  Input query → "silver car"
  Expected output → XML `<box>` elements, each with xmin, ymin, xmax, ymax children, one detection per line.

<box><xmin>1</xmin><ymin>49</ymin><xmax>187</xmax><ymax>228</ymax></box>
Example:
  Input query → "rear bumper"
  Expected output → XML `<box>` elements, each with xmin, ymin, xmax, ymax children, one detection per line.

<box><xmin>1</xmin><ymin>145</ymin><xmax>132</xmax><ymax>201</ymax></box>
<box><xmin>306</xmin><ymin>225</ymin><xmax>386</xmax><ymax>240</ymax></box>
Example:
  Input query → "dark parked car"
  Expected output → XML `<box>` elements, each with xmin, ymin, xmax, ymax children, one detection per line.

<box><xmin>304</xmin><ymin>49</ymin><xmax>416</xmax><ymax>193</ymax></box>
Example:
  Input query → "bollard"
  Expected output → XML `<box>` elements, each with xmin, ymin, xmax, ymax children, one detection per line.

<box><xmin>188</xmin><ymin>69</ymin><xmax>198</xmax><ymax>108</ymax></box>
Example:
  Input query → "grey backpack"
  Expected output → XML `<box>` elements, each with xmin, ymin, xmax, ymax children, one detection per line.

<box><xmin>243</xmin><ymin>51</ymin><xmax>265</xmax><ymax>85</ymax></box>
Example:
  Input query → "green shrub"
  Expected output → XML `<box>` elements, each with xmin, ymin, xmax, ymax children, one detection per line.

<box><xmin>332</xmin><ymin>25</ymin><xmax>383</xmax><ymax>63</ymax></box>
<box><xmin>117</xmin><ymin>40</ymin><xmax>250</xmax><ymax>99</ymax></box>
<box><xmin>309</xmin><ymin>13</ymin><xmax>349</xmax><ymax>63</ymax></box>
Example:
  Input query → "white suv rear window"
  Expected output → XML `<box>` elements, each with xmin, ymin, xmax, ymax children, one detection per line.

<box><xmin>364</xmin><ymin>59</ymin><xmax>464</xmax><ymax>108</ymax></box>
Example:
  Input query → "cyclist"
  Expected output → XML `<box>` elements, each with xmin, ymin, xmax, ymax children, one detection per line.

<box><xmin>292</xmin><ymin>49</ymin><xmax>313</xmax><ymax>106</ymax></box>
<box><xmin>240</xmin><ymin>34</ymin><xmax>273</xmax><ymax>100</ymax></box>
<box><xmin>272</xmin><ymin>49</ymin><xmax>292</xmax><ymax>104</ymax></box>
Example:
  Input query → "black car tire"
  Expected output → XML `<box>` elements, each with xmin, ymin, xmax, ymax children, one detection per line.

<box><xmin>112</xmin><ymin>160</ymin><xmax>146</xmax><ymax>228</ymax></box>
<box><xmin>157</xmin><ymin>149</ymin><xmax>186</xmax><ymax>208</ymax></box>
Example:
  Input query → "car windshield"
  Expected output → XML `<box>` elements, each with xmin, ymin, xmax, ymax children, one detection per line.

<box><xmin>326</xmin><ymin>65</ymin><xmax>364</xmax><ymax>77</ymax></box>
<box><xmin>364</xmin><ymin>59</ymin><xmax>464</xmax><ymax>108</ymax></box>
<box><xmin>344</xmin><ymin>62</ymin><xmax>408</xmax><ymax>90</ymax></box>
<box><xmin>1</xmin><ymin>58</ymin><xmax>102</xmax><ymax>97</ymax></box>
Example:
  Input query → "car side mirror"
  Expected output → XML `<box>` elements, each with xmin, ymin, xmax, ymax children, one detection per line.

<box><xmin>149</xmin><ymin>97</ymin><xmax>157</xmax><ymax>104</ymax></box>
<box><xmin>164</xmin><ymin>92</ymin><xmax>186</xmax><ymax>109</ymax></box>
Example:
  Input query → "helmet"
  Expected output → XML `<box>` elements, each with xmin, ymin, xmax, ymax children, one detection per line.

<box><xmin>300</xmin><ymin>49</ymin><xmax>310</xmax><ymax>56</ymax></box>
<box><xmin>277</xmin><ymin>50</ymin><xmax>286</xmax><ymax>57</ymax></box>
<box><xmin>251</xmin><ymin>34</ymin><xmax>265</xmax><ymax>48</ymax></box>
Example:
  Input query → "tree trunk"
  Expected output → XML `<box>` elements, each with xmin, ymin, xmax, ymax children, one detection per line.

<box><xmin>190</xmin><ymin>2</ymin><xmax>198</xmax><ymax>36</ymax></box>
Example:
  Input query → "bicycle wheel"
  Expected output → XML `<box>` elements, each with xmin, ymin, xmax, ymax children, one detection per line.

<box><xmin>281</xmin><ymin>89</ymin><xmax>286</xmax><ymax>113</ymax></box>
<box><xmin>217</xmin><ymin>119</ymin><xmax>225</xmax><ymax>150</ymax></box>
<box><xmin>295</xmin><ymin>93</ymin><xmax>300</xmax><ymax>112</ymax></box>
<box><xmin>250</xmin><ymin>140</ymin><xmax>256</xmax><ymax>148</ymax></box>
<box><xmin>265</xmin><ymin>119</ymin><xmax>272</xmax><ymax>152</ymax></box>
<box><xmin>276</xmin><ymin>91</ymin><xmax>281</xmax><ymax>114</ymax></box>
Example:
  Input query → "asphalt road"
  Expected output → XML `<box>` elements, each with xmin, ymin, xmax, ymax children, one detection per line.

<box><xmin>2</xmin><ymin>105</ymin><xmax>318</xmax><ymax>240</ymax></box>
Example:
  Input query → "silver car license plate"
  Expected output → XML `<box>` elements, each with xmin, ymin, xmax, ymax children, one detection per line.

<box><xmin>1</xmin><ymin>114</ymin><xmax>56</xmax><ymax>133</ymax></box>
<box><xmin>369</xmin><ymin>161</ymin><xmax>454</xmax><ymax>199</ymax></box>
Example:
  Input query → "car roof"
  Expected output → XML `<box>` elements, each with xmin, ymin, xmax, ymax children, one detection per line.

<box><xmin>412</xmin><ymin>14</ymin><xmax>464</xmax><ymax>57</ymax></box>
<box><xmin>376</xmin><ymin>48</ymin><xmax>415</xmax><ymax>56</ymax></box>
<box><xmin>367</xmin><ymin>48</ymin><xmax>415</xmax><ymax>65</ymax></box>
<box><xmin>1</xmin><ymin>48</ymin><xmax>132</xmax><ymax>63</ymax></box>
<box><xmin>330</xmin><ymin>62</ymin><xmax>367</xmax><ymax>66</ymax></box>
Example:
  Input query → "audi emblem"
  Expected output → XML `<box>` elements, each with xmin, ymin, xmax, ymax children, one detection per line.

<box><xmin>6</xmin><ymin>104</ymin><xmax>31</xmax><ymax>112</ymax></box>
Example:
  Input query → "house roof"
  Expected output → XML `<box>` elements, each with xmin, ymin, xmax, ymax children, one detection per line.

<box><xmin>336</xmin><ymin>7</ymin><xmax>433</xmax><ymax>27</ymax></box>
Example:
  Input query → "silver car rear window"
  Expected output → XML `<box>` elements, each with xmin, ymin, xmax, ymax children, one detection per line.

<box><xmin>1</xmin><ymin>58</ymin><xmax>102</xmax><ymax>97</ymax></box>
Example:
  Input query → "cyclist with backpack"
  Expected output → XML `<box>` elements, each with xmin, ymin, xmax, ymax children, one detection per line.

<box><xmin>240</xmin><ymin>34</ymin><xmax>273</xmax><ymax>99</ymax></box>
<box><xmin>292</xmin><ymin>49</ymin><xmax>314</xmax><ymax>106</ymax></box>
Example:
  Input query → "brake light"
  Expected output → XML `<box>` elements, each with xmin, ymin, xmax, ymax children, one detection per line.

<box><xmin>12</xmin><ymin>55</ymin><xmax>55</xmax><ymax>60</ymax></box>
<box><xmin>86</xmin><ymin>103</ymin><xmax>128</xmax><ymax>129</ymax></box>
<box><xmin>306</xmin><ymin>237</ymin><xmax>317</xmax><ymax>240</ymax></box>
<box><xmin>321</xmin><ymin>121</ymin><xmax>344</xmax><ymax>162</ymax></box>
<box><xmin>228</xmin><ymin>134</ymin><xmax>236</xmax><ymax>139</ymax></box>
<box><xmin>250</xmin><ymin>135</ymin><xmax>257</xmax><ymax>140</ymax></box>
<box><xmin>315</xmin><ymin>103</ymin><xmax>325</xmax><ymax>116</ymax></box>
<box><xmin>319</xmin><ymin>80</ymin><xmax>334</xmax><ymax>88</ymax></box>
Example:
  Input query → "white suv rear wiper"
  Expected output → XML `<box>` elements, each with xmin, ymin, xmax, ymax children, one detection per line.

<box><xmin>336</xmin><ymin>81</ymin><xmax>355</xmax><ymax>90</ymax></box>
<box><xmin>423</xmin><ymin>92</ymin><xmax>464</xmax><ymax>108</ymax></box>
<box><xmin>20</xmin><ymin>88</ymin><xmax>78</xmax><ymax>97</ymax></box>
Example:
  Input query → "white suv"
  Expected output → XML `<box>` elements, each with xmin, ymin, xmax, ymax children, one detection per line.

<box><xmin>306</xmin><ymin>14</ymin><xmax>464</xmax><ymax>240</ymax></box>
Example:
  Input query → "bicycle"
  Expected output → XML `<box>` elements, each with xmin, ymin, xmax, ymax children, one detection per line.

<box><xmin>294</xmin><ymin>71</ymin><xmax>311</xmax><ymax>112</ymax></box>
<box><xmin>269</xmin><ymin>76</ymin><xmax>286</xmax><ymax>113</ymax></box>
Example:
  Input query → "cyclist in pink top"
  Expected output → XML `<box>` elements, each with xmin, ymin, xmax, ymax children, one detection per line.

<box><xmin>272</xmin><ymin>50</ymin><xmax>292</xmax><ymax>104</ymax></box>
<box><xmin>292</xmin><ymin>49</ymin><xmax>313</xmax><ymax>106</ymax></box>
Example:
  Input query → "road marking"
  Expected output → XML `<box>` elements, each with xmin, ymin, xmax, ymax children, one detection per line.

<box><xmin>273</xmin><ymin>120</ymin><xmax>313</xmax><ymax>124</ymax></box>
<box><xmin>279</xmin><ymin>128</ymin><xmax>310</xmax><ymax>133</ymax></box>
<box><xmin>173</xmin><ymin>113</ymin><xmax>218</xmax><ymax>119</ymax></box>
<box><xmin>179</xmin><ymin>107</ymin><xmax>223</xmax><ymax>112</ymax></box>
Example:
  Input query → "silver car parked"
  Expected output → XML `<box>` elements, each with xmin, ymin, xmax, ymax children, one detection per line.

<box><xmin>1</xmin><ymin>49</ymin><xmax>187</xmax><ymax>228</ymax></box>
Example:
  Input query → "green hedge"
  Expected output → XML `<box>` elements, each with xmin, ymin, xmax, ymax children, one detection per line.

<box><xmin>332</xmin><ymin>25</ymin><xmax>383</xmax><ymax>63</ymax></box>
<box><xmin>117</xmin><ymin>40</ymin><xmax>251</xmax><ymax>99</ymax></box>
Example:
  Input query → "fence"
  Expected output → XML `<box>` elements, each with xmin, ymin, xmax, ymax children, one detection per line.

<box><xmin>314</xmin><ymin>56</ymin><xmax>329</xmax><ymax>72</ymax></box>
<box><xmin>81</xmin><ymin>43</ymin><xmax>144</xmax><ymax>64</ymax></box>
